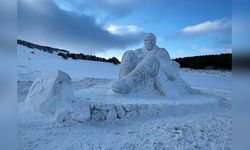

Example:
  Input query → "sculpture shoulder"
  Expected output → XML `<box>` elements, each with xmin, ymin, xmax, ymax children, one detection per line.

<box><xmin>157</xmin><ymin>48</ymin><xmax>171</xmax><ymax>59</ymax></box>
<box><xmin>134</xmin><ymin>48</ymin><xmax>144</xmax><ymax>55</ymax></box>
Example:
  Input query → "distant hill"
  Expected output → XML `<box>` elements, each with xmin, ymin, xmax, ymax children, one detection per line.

<box><xmin>17</xmin><ymin>39</ymin><xmax>120</xmax><ymax>65</ymax></box>
<box><xmin>174</xmin><ymin>53</ymin><xmax>232</xmax><ymax>70</ymax></box>
<box><xmin>17</xmin><ymin>39</ymin><xmax>231</xmax><ymax>69</ymax></box>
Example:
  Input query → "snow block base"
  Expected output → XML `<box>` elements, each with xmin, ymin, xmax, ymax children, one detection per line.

<box><xmin>75</xmin><ymin>97</ymin><xmax>220</xmax><ymax>122</ymax></box>
<box><xmin>72</xmin><ymin>78</ymin><xmax>222</xmax><ymax>122</ymax></box>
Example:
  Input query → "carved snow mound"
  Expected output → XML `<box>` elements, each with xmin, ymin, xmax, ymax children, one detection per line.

<box><xmin>25</xmin><ymin>70</ymin><xmax>74</xmax><ymax>115</ymax></box>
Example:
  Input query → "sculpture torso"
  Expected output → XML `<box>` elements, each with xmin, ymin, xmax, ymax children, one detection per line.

<box><xmin>135</xmin><ymin>46</ymin><xmax>172</xmax><ymax>67</ymax></box>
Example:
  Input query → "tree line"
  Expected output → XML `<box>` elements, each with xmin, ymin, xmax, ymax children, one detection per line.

<box><xmin>57</xmin><ymin>52</ymin><xmax>120</xmax><ymax>65</ymax></box>
<box><xmin>174</xmin><ymin>53</ymin><xmax>232</xmax><ymax>70</ymax></box>
<box><xmin>17</xmin><ymin>39</ymin><xmax>120</xmax><ymax>65</ymax></box>
<box><xmin>17</xmin><ymin>39</ymin><xmax>69</xmax><ymax>54</ymax></box>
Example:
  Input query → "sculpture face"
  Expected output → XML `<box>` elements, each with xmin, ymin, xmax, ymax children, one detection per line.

<box><xmin>144</xmin><ymin>33</ymin><xmax>156</xmax><ymax>51</ymax></box>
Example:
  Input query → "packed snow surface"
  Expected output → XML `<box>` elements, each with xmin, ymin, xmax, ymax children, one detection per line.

<box><xmin>17</xmin><ymin>45</ymin><xmax>232</xmax><ymax>149</ymax></box>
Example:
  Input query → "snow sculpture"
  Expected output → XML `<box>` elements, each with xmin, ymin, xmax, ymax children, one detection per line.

<box><xmin>25</xmin><ymin>70</ymin><xmax>74</xmax><ymax>114</ymax></box>
<box><xmin>111</xmin><ymin>33</ymin><xmax>191</xmax><ymax>96</ymax></box>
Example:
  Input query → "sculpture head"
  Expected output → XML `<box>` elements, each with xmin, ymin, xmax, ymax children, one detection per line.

<box><xmin>144</xmin><ymin>33</ymin><xmax>156</xmax><ymax>51</ymax></box>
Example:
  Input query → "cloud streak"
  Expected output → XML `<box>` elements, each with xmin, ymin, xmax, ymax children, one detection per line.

<box><xmin>166</xmin><ymin>19</ymin><xmax>231</xmax><ymax>47</ymax></box>
<box><xmin>54</xmin><ymin>0</ymin><xmax>140</xmax><ymax>20</ymax></box>
<box><xmin>181</xmin><ymin>19</ymin><xmax>231</xmax><ymax>35</ymax></box>
<box><xmin>106</xmin><ymin>24</ymin><xmax>142</xmax><ymax>35</ymax></box>
<box><xmin>18</xmin><ymin>0</ymin><xmax>145</xmax><ymax>54</ymax></box>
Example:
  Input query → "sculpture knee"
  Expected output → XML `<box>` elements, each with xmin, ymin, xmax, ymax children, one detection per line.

<box><xmin>141</xmin><ymin>55</ymin><xmax>159</xmax><ymax>77</ymax></box>
<box><xmin>119</xmin><ymin>50</ymin><xmax>138</xmax><ymax>79</ymax></box>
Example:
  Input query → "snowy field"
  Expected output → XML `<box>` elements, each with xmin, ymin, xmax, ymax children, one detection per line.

<box><xmin>17</xmin><ymin>45</ymin><xmax>232</xmax><ymax>149</ymax></box>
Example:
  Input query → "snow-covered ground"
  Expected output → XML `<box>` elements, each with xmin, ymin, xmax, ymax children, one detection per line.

<box><xmin>17</xmin><ymin>45</ymin><xmax>232</xmax><ymax>149</ymax></box>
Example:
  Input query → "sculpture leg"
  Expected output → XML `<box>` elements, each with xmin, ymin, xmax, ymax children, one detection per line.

<box><xmin>119</xmin><ymin>50</ymin><xmax>138</xmax><ymax>79</ymax></box>
<box><xmin>112</xmin><ymin>55</ymin><xmax>159</xmax><ymax>94</ymax></box>
<box><xmin>125</xmin><ymin>55</ymin><xmax>159</xmax><ymax>87</ymax></box>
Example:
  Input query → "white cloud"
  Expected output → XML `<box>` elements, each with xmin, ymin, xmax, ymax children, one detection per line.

<box><xmin>53</xmin><ymin>0</ymin><xmax>140</xmax><ymax>19</ymax></box>
<box><xmin>166</xmin><ymin>18</ymin><xmax>232</xmax><ymax>48</ymax></box>
<box><xmin>18</xmin><ymin>0</ymin><xmax>145</xmax><ymax>54</ymax></box>
<box><xmin>181</xmin><ymin>19</ymin><xmax>231</xmax><ymax>35</ymax></box>
<box><xmin>198</xmin><ymin>47</ymin><xmax>214</xmax><ymax>54</ymax></box>
<box><xmin>106</xmin><ymin>24</ymin><xmax>142</xmax><ymax>35</ymax></box>
<box><xmin>198</xmin><ymin>47</ymin><xmax>232</xmax><ymax>55</ymax></box>
<box><xmin>94</xmin><ymin>49</ymin><xmax>125</xmax><ymax>60</ymax></box>
<box><xmin>190</xmin><ymin>45</ymin><xmax>231</xmax><ymax>55</ymax></box>
<box><xmin>224</xmin><ymin>48</ymin><xmax>232</xmax><ymax>53</ymax></box>
<box><xmin>106</xmin><ymin>25</ymin><xmax>119</xmax><ymax>34</ymax></box>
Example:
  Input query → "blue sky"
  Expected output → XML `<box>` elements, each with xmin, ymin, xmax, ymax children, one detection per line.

<box><xmin>18</xmin><ymin>0</ymin><xmax>231</xmax><ymax>59</ymax></box>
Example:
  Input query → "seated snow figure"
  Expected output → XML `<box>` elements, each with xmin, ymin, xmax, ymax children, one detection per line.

<box><xmin>111</xmin><ymin>33</ymin><xmax>190</xmax><ymax>96</ymax></box>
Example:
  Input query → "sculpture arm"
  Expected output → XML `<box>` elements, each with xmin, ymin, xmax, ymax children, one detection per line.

<box><xmin>157</xmin><ymin>48</ymin><xmax>179</xmax><ymax>80</ymax></box>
